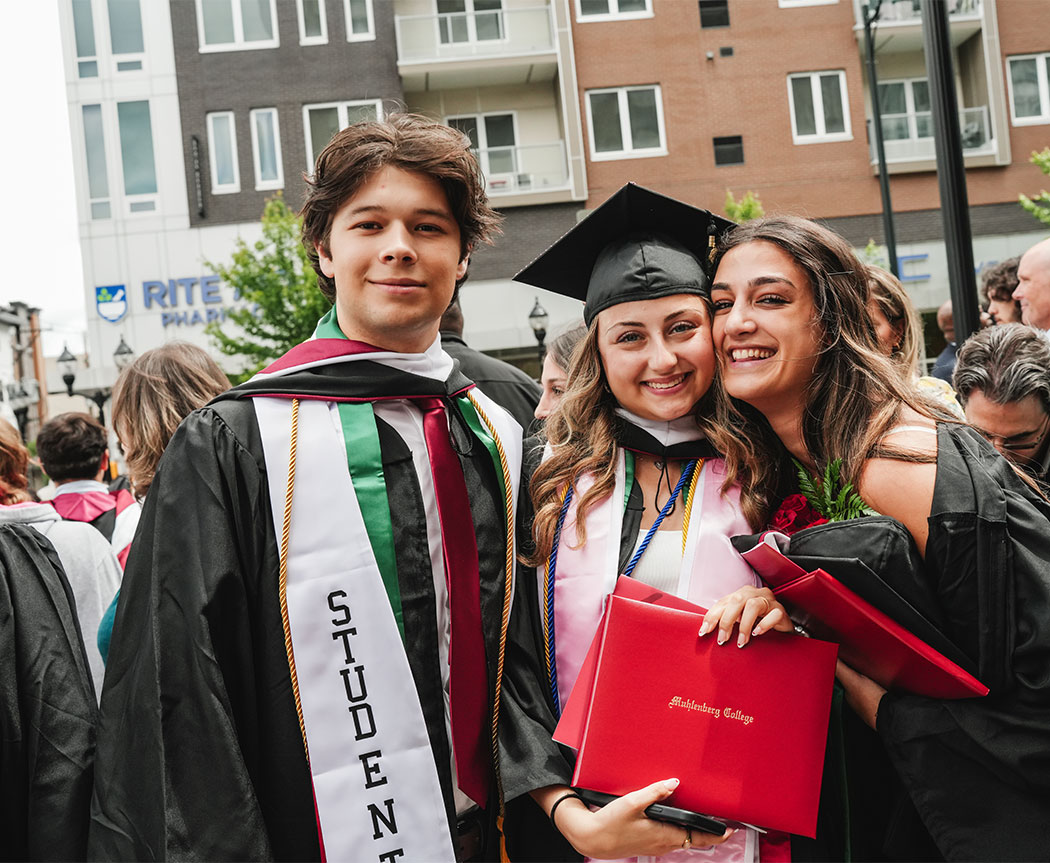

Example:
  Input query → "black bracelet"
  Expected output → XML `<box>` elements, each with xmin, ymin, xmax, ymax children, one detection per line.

<box><xmin>549</xmin><ymin>791</ymin><xmax>584</xmax><ymax>830</ymax></box>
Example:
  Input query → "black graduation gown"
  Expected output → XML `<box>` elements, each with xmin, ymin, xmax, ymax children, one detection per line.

<box><xmin>784</xmin><ymin>424</ymin><xmax>1050</xmax><ymax>861</ymax></box>
<box><xmin>441</xmin><ymin>334</ymin><xmax>541</xmax><ymax>433</ymax></box>
<box><xmin>88</xmin><ymin>362</ymin><xmax>514</xmax><ymax>862</ymax></box>
<box><xmin>0</xmin><ymin>523</ymin><xmax>98</xmax><ymax>862</ymax></box>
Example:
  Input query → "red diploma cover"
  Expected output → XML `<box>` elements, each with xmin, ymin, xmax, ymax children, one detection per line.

<box><xmin>741</xmin><ymin>536</ymin><xmax>988</xmax><ymax>699</ymax></box>
<box><xmin>555</xmin><ymin>584</ymin><xmax>838</xmax><ymax>837</ymax></box>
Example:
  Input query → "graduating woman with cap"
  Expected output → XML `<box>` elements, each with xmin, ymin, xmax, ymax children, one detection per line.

<box><xmin>500</xmin><ymin>184</ymin><xmax>793</xmax><ymax>862</ymax></box>
<box><xmin>703</xmin><ymin>216</ymin><xmax>1050</xmax><ymax>860</ymax></box>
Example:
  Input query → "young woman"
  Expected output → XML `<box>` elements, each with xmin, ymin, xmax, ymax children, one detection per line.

<box><xmin>504</xmin><ymin>184</ymin><xmax>791</xmax><ymax>863</ymax></box>
<box><xmin>96</xmin><ymin>342</ymin><xmax>230</xmax><ymax>662</ymax></box>
<box><xmin>705</xmin><ymin>216</ymin><xmax>1050</xmax><ymax>860</ymax></box>
<box><xmin>868</xmin><ymin>265</ymin><xmax>963</xmax><ymax>417</ymax></box>
<box><xmin>535</xmin><ymin>323</ymin><xmax>587</xmax><ymax>422</ymax></box>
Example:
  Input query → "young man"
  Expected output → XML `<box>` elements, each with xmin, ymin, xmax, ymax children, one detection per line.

<box><xmin>36</xmin><ymin>411</ymin><xmax>141</xmax><ymax>567</ymax></box>
<box><xmin>89</xmin><ymin>115</ymin><xmax>529</xmax><ymax>862</ymax></box>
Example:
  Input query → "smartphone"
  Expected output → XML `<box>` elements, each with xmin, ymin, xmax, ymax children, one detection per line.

<box><xmin>574</xmin><ymin>788</ymin><xmax>728</xmax><ymax>837</ymax></box>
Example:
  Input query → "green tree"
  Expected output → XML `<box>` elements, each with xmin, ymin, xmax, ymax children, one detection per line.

<box><xmin>205</xmin><ymin>194</ymin><xmax>331</xmax><ymax>382</ymax></box>
<box><xmin>858</xmin><ymin>239</ymin><xmax>889</xmax><ymax>270</ymax></box>
<box><xmin>1019</xmin><ymin>147</ymin><xmax>1050</xmax><ymax>227</ymax></box>
<box><xmin>724</xmin><ymin>189</ymin><xmax>765</xmax><ymax>222</ymax></box>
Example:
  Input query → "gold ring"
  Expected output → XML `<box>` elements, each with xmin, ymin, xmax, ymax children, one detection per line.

<box><xmin>683</xmin><ymin>830</ymin><xmax>692</xmax><ymax>850</ymax></box>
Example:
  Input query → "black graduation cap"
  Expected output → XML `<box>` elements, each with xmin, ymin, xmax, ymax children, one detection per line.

<box><xmin>514</xmin><ymin>183</ymin><xmax>735</xmax><ymax>325</ymax></box>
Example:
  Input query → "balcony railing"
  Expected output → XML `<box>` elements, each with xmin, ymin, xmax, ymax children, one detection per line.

<box><xmin>395</xmin><ymin>5</ymin><xmax>554</xmax><ymax>64</ymax></box>
<box><xmin>868</xmin><ymin>105</ymin><xmax>992</xmax><ymax>163</ymax></box>
<box><xmin>475</xmin><ymin>140</ymin><xmax>569</xmax><ymax>195</ymax></box>
<box><xmin>867</xmin><ymin>0</ymin><xmax>981</xmax><ymax>24</ymax></box>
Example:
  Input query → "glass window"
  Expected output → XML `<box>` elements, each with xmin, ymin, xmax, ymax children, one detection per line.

<box><xmin>297</xmin><ymin>0</ymin><xmax>327</xmax><ymax>42</ymax></box>
<box><xmin>713</xmin><ymin>135</ymin><xmax>744</xmax><ymax>166</ymax></box>
<box><xmin>117</xmin><ymin>100</ymin><xmax>158</xmax><ymax>196</ymax></box>
<box><xmin>438</xmin><ymin>0</ymin><xmax>502</xmax><ymax>43</ymax></box>
<box><xmin>345</xmin><ymin>0</ymin><xmax>373</xmax><ymax>39</ymax></box>
<box><xmin>698</xmin><ymin>0</ymin><xmax>729</xmax><ymax>28</ymax></box>
<box><xmin>788</xmin><ymin>71</ymin><xmax>851</xmax><ymax>143</ymax></box>
<box><xmin>82</xmin><ymin>104</ymin><xmax>110</xmax><ymax>218</ymax></box>
<box><xmin>73</xmin><ymin>0</ymin><xmax>96</xmax><ymax>57</ymax></box>
<box><xmin>251</xmin><ymin>108</ymin><xmax>283</xmax><ymax>190</ymax></box>
<box><xmin>107</xmin><ymin>0</ymin><xmax>144</xmax><ymax>54</ymax></box>
<box><xmin>577</xmin><ymin>0</ymin><xmax>651</xmax><ymax>18</ymax></box>
<box><xmin>197</xmin><ymin>0</ymin><xmax>278</xmax><ymax>49</ymax></box>
<box><xmin>304</xmin><ymin>101</ymin><xmax>382</xmax><ymax>168</ymax></box>
<box><xmin>447</xmin><ymin>112</ymin><xmax>517</xmax><ymax>182</ymax></box>
<box><xmin>877</xmin><ymin>78</ymin><xmax>931</xmax><ymax>141</ymax></box>
<box><xmin>1008</xmin><ymin>54</ymin><xmax>1050</xmax><ymax>124</ymax></box>
<box><xmin>207</xmin><ymin>111</ymin><xmax>240</xmax><ymax>193</ymax></box>
<box><xmin>73</xmin><ymin>0</ymin><xmax>98</xmax><ymax>77</ymax></box>
<box><xmin>586</xmin><ymin>85</ymin><xmax>666</xmax><ymax>159</ymax></box>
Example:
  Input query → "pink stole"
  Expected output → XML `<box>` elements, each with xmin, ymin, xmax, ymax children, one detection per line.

<box><xmin>549</xmin><ymin>448</ymin><xmax>760</xmax><ymax>706</ymax></box>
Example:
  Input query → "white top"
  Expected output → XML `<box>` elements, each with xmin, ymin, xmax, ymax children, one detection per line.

<box><xmin>0</xmin><ymin>502</ymin><xmax>122</xmax><ymax>699</ymax></box>
<box><xmin>629</xmin><ymin>529</ymin><xmax>683</xmax><ymax>595</ymax></box>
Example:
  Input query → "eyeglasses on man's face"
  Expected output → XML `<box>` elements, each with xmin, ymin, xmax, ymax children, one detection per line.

<box><xmin>980</xmin><ymin>413</ymin><xmax>1050</xmax><ymax>453</ymax></box>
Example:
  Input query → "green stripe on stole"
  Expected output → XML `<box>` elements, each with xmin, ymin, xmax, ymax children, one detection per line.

<box><xmin>454</xmin><ymin>396</ymin><xmax>508</xmax><ymax>506</ymax></box>
<box><xmin>336</xmin><ymin>401</ymin><xmax>405</xmax><ymax>642</ymax></box>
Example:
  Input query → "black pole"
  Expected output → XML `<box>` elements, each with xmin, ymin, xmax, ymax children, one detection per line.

<box><xmin>863</xmin><ymin>0</ymin><xmax>899</xmax><ymax>278</ymax></box>
<box><xmin>920</xmin><ymin>0</ymin><xmax>980</xmax><ymax>341</ymax></box>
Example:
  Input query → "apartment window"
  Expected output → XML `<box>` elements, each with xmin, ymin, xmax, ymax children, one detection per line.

<box><xmin>251</xmin><ymin>108</ymin><xmax>283</xmax><ymax>190</ymax></box>
<box><xmin>1008</xmin><ymin>53</ymin><xmax>1050</xmax><ymax>124</ymax></box>
<box><xmin>699</xmin><ymin>0</ymin><xmax>729</xmax><ymax>28</ymax></box>
<box><xmin>577</xmin><ymin>0</ymin><xmax>651</xmax><ymax>20</ymax></box>
<box><xmin>586</xmin><ymin>85</ymin><xmax>666</xmax><ymax>159</ymax></box>
<box><xmin>788</xmin><ymin>71</ymin><xmax>851</xmax><ymax>143</ymax></box>
<box><xmin>117</xmin><ymin>100</ymin><xmax>158</xmax><ymax>210</ymax></box>
<box><xmin>878</xmin><ymin>78</ymin><xmax>931</xmax><ymax>140</ymax></box>
<box><xmin>107</xmin><ymin>0</ymin><xmax>143</xmax><ymax>53</ymax></box>
<box><xmin>304</xmin><ymin>100</ymin><xmax>382</xmax><ymax>168</ymax></box>
<box><xmin>448</xmin><ymin>113</ymin><xmax>518</xmax><ymax>188</ymax></box>
<box><xmin>438</xmin><ymin>0</ymin><xmax>503</xmax><ymax>44</ymax></box>
<box><xmin>713</xmin><ymin>135</ymin><xmax>744</xmax><ymax>165</ymax></box>
<box><xmin>196</xmin><ymin>0</ymin><xmax>278</xmax><ymax>51</ymax></box>
<box><xmin>82</xmin><ymin>105</ymin><xmax>111</xmax><ymax>219</ymax></box>
<box><xmin>297</xmin><ymin>0</ymin><xmax>327</xmax><ymax>43</ymax></box>
<box><xmin>344</xmin><ymin>0</ymin><xmax>374</xmax><ymax>40</ymax></box>
<box><xmin>207</xmin><ymin>112</ymin><xmax>241</xmax><ymax>194</ymax></box>
<box><xmin>72</xmin><ymin>0</ymin><xmax>99</xmax><ymax>77</ymax></box>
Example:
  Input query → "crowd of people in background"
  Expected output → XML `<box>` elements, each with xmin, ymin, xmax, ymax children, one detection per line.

<box><xmin>2</xmin><ymin>113</ymin><xmax>1050</xmax><ymax>863</ymax></box>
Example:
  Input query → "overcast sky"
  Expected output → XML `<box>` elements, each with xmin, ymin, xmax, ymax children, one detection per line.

<box><xmin>0</xmin><ymin>3</ymin><xmax>87</xmax><ymax>357</ymax></box>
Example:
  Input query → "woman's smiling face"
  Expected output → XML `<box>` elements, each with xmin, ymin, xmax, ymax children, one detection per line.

<box><xmin>596</xmin><ymin>294</ymin><xmax>716</xmax><ymax>422</ymax></box>
<box><xmin>710</xmin><ymin>240</ymin><xmax>823</xmax><ymax>417</ymax></box>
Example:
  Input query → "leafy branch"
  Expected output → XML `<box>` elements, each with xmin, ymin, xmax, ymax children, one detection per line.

<box><xmin>793</xmin><ymin>457</ymin><xmax>876</xmax><ymax>522</ymax></box>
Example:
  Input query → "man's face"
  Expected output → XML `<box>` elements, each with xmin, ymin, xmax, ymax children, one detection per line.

<box><xmin>1014</xmin><ymin>245</ymin><xmax>1050</xmax><ymax>330</ymax></box>
<box><xmin>318</xmin><ymin>165</ymin><xmax>467</xmax><ymax>353</ymax></box>
<box><xmin>964</xmin><ymin>390</ymin><xmax>1050</xmax><ymax>474</ymax></box>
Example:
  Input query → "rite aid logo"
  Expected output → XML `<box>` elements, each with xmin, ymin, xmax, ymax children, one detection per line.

<box><xmin>95</xmin><ymin>285</ymin><xmax>128</xmax><ymax>323</ymax></box>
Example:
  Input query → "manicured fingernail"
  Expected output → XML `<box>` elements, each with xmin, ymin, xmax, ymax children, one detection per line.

<box><xmin>717</xmin><ymin>632</ymin><xmax>728</xmax><ymax>645</ymax></box>
<box><xmin>752</xmin><ymin>626</ymin><xmax>762</xmax><ymax>636</ymax></box>
<box><xmin>737</xmin><ymin>632</ymin><xmax>747</xmax><ymax>647</ymax></box>
<box><xmin>698</xmin><ymin>620</ymin><xmax>712</xmax><ymax>636</ymax></box>
<box><xmin>667</xmin><ymin>778</ymin><xmax>680</xmax><ymax>789</ymax></box>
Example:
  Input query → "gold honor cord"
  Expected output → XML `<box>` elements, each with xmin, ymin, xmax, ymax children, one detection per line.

<box><xmin>681</xmin><ymin>458</ymin><xmax>704</xmax><ymax>556</ymax></box>
<box><xmin>279</xmin><ymin>398</ymin><xmax>311</xmax><ymax>762</ymax></box>
<box><xmin>466</xmin><ymin>392</ymin><xmax>516</xmax><ymax>861</ymax></box>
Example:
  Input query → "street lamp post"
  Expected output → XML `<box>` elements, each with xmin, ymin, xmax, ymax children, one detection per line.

<box><xmin>58</xmin><ymin>344</ymin><xmax>77</xmax><ymax>398</ymax></box>
<box><xmin>56</xmin><ymin>338</ymin><xmax>135</xmax><ymax>426</ymax></box>
<box><xmin>528</xmin><ymin>297</ymin><xmax>549</xmax><ymax>365</ymax></box>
